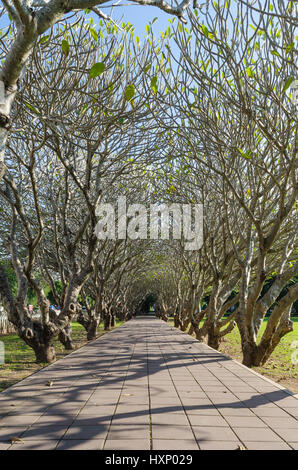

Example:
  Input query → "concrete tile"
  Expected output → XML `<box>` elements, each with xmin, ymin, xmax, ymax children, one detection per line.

<box><xmin>151</xmin><ymin>413</ymin><xmax>189</xmax><ymax>426</ymax></box>
<box><xmin>150</xmin><ymin>398</ymin><xmax>181</xmax><ymax>406</ymax></box>
<box><xmin>108</xmin><ymin>425</ymin><xmax>149</xmax><ymax>439</ymax></box>
<box><xmin>152</xmin><ymin>425</ymin><xmax>194</xmax><ymax>440</ymax></box>
<box><xmin>78</xmin><ymin>405</ymin><xmax>115</xmax><ymax>415</ymax></box>
<box><xmin>0</xmin><ymin>442</ymin><xmax>11</xmax><ymax>450</ymax></box>
<box><xmin>21</xmin><ymin>425</ymin><xmax>68</xmax><ymax>440</ymax></box>
<box><xmin>188</xmin><ymin>415</ymin><xmax>228</xmax><ymax>427</ymax></box>
<box><xmin>9</xmin><ymin>440</ymin><xmax>58</xmax><ymax>450</ymax></box>
<box><xmin>152</xmin><ymin>439</ymin><xmax>199</xmax><ymax>450</ymax></box>
<box><xmin>223</xmin><ymin>416</ymin><xmax>267</xmax><ymax>428</ymax></box>
<box><xmin>199</xmin><ymin>441</ymin><xmax>243</xmax><ymax>450</ymax></box>
<box><xmin>253</xmin><ymin>407</ymin><xmax>292</xmax><ymax>417</ymax></box>
<box><xmin>63</xmin><ymin>425</ymin><xmax>108</xmax><ymax>441</ymax></box>
<box><xmin>118</xmin><ymin>396</ymin><xmax>149</xmax><ymax>405</ymax></box>
<box><xmin>34</xmin><ymin>415</ymin><xmax>75</xmax><ymax>426</ymax></box>
<box><xmin>283</xmin><ymin>408</ymin><xmax>298</xmax><ymax>417</ymax></box>
<box><xmin>289</xmin><ymin>442</ymin><xmax>298</xmax><ymax>450</ymax></box>
<box><xmin>261</xmin><ymin>417</ymin><xmax>298</xmax><ymax>429</ymax></box>
<box><xmin>56</xmin><ymin>439</ymin><xmax>103</xmax><ymax>450</ymax></box>
<box><xmin>116</xmin><ymin>404</ymin><xmax>150</xmax><ymax>413</ymax></box>
<box><xmin>151</xmin><ymin>406</ymin><xmax>185</xmax><ymax>414</ymax></box>
<box><xmin>0</xmin><ymin>415</ymin><xmax>40</xmax><ymax>426</ymax></box>
<box><xmin>72</xmin><ymin>415</ymin><xmax>113</xmax><ymax>426</ymax></box>
<box><xmin>273</xmin><ymin>428</ymin><xmax>298</xmax><ymax>442</ymax></box>
<box><xmin>216</xmin><ymin>407</ymin><xmax>255</xmax><ymax>417</ymax></box>
<box><xmin>104</xmin><ymin>439</ymin><xmax>149</xmax><ymax>450</ymax></box>
<box><xmin>233</xmin><ymin>427</ymin><xmax>284</xmax><ymax>442</ymax></box>
<box><xmin>185</xmin><ymin>407</ymin><xmax>221</xmax><ymax>416</ymax></box>
<box><xmin>0</xmin><ymin>426</ymin><xmax>28</xmax><ymax>441</ymax></box>
<box><xmin>192</xmin><ymin>426</ymin><xmax>239</xmax><ymax>442</ymax></box>
<box><xmin>244</xmin><ymin>441</ymin><xmax>292</xmax><ymax>450</ymax></box>
<box><xmin>274</xmin><ymin>397</ymin><xmax>298</xmax><ymax>408</ymax></box>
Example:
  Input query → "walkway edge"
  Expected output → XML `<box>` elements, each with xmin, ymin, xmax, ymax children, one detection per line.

<box><xmin>0</xmin><ymin>321</ymin><xmax>129</xmax><ymax>396</ymax></box>
<box><xmin>168</xmin><ymin>324</ymin><xmax>298</xmax><ymax>400</ymax></box>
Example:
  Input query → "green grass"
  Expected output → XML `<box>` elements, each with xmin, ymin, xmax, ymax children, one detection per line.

<box><xmin>0</xmin><ymin>320</ymin><xmax>123</xmax><ymax>392</ymax></box>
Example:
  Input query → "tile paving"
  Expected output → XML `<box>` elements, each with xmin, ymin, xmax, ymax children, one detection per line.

<box><xmin>0</xmin><ymin>315</ymin><xmax>297</xmax><ymax>450</ymax></box>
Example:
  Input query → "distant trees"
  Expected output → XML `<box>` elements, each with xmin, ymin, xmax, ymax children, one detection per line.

<box><xmin>143</xmin><ymin>0</ymin><xmax>297</xmax><ymax>366</ymax></box>
<box><xmin>0</xmin><ymin>0</ymin><xmax>297</xmax><ymax>370</ymax></box>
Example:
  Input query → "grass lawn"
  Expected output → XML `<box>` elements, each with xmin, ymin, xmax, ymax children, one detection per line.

<box><xmin>170</xmin><ymin>317</ymin><xmax>298</xmax><ymax>393</ymax></box>
<box><xmin>0</xmin><ymin>320</ymin><xmax>123</xmax><ymax>392</ymax></box>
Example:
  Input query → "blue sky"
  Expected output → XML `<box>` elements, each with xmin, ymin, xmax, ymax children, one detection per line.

<box><xmin>0</xmin><ymin>3</ymin><xmax>179</xmax><ymax>34</ymax></box>
<box><xmin>95</xmin><ymin>4</ymin><xmax>177</xmax><ymax>36</ymax></box>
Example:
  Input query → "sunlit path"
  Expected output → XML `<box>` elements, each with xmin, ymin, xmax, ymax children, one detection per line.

<box><xmin>0</xmin><ymin>316</ymin><xmax>297</xmax><ymax>450</ymax></box>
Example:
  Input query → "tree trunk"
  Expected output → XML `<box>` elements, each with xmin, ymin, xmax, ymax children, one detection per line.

<box><xmin>58</xmin><ymin>323</ymin><xmax>74</xmax><ymax>350</ymax></box>
<box><xmin>180</xmin><ymin>316</ymin><xmax>190</xmax><ymax>331</ymax></box>
<box><xmin>207</xmin><ymin>325</ymin><xmax>220</xmax><ymax>350</ymax></box>
<box><xmin>110</xmin><ymin>313</ymin><xmax>116</xmax><ymax>328</ymax></box>
<box><xmin>174</xmin><ymin>315</ymin><xmax>181</xmax><ymax>328</ymax></box>
<box><xmin>20</xmin><ymin>321</ymin><xmax>57</xmax><ymax>364</ymax></box>
<box><xmin>104</xmin><ymin>313</ymin><xmax>112</xmax><ymax>330</ymax></box>
<box><xmin>242</xmin><ymin>341</ymin><xmax>258</xmax><ymax>367</ymax></box>
<box><xmin>33</xmin><ymin>343</ymin><xmax>56</xmax><ymax>363</ymax></box>
<box><xmin>77</xmin><ymin>309</ymin><xmax>99</xmax><ymax>340</ymax></box>
<box><xmin>118</xmin><ymin>311</ymin><xmax>127</xmax><ymax>322</ymax></box>
<box><xmin>87</xmin><ymin>319</ymin><xmax>99</xmax><ymax>341</ymax></box>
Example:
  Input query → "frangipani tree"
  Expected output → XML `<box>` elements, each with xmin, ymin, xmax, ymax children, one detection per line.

<box><xmin>0</xmin><ymin>16</ymin><xmax>163</xmax><ymax>362</ymax></box>
<box><xmin>0</xmin><ymin>0</ymin><xmax>196</xmax><ymax>180</ymax></box>
<box><xmin>143</xmin><ymin>0</ymin><xmax>297</xmax><ymax>366</ymax></box>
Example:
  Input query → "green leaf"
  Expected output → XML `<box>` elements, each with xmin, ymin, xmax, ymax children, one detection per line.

<box><xmin>238</xmin><ymin>148</ymin><xmax>252</xmax><ymax>159</ymax></box>
<box><xmin>90</xmin><ymin>28</ymin><xmax>98</xmax><ymax>41</ymax></box>
<box><xmin>201</xmin><ymin>24</ymin><xmax>209</xmax><ymax>38</ymax></box>
<box><xmin>286</xmin><ymin>42</ymin><xmax>294</xmax><ymax>54</ymax></box>
<box><xmin>125</xmin><ymin>84</ymin><xmax>135</xmax><ymax>101</ymax></box>
<box><xmin>89</xmin><ymin>62</ymin><xmax>105</xmax><ymax>78</ymax></box>
<box><xmin>283</xmin><ymin>77</ymin><xmax>294</xmax><ymax>93</ymax></box>
<box><xmin>24</xmin><ymin>102</ymin><xmax>39</xmax><ymax>115</ymax></box>
<box><xmin>39</xmin><ymin>35</ymin><xmax>49</xmax><ymax>44</ymax></box>
<box><xmin>151</xmin><ymin>76</ymin><xmax>158</xmax><ymax>95</ymax></box>
<box><xmin>146</xmin><ymin>24</ymin><xmax>150</xmax><ymax>34</ymax></box>
<box><xmin>246</xmin><ymin>67</ymin><xmax>254</xmax><ymax>78</ymax></box>
<box><xmin>61</xmin><ymin>39</ymin><xmax>70</xmax><ymax>56</ymax></box>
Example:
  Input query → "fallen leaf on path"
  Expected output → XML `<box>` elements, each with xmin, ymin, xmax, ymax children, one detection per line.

<box><xmin>10</xmin><ymin>437</ymin><xmax>25</xmax><ymax>444</ymax></box>
<box><xmin>46</xmin><ymin>381</ymin><xmax>54</xmax><ymax>387</ymax></box>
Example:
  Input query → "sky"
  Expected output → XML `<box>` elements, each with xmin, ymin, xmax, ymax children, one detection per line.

<box><xmin>92</xmin><ymin>3</ymin><xmax>179</xmax><ymax>36</ymax></box>
<box><xmin>0</xmin><ymin>1</ymin><xmax>183</xmax><ymax>60</ymax></box>
<box><xmin>0</xmin><ymin>2</ymin><xmax>179</xmax><ymax>36</ymax></box>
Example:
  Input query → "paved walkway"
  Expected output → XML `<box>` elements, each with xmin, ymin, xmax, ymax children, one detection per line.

<box><xmin>0</xmin><ymin>316</ymin><xmax>297</xmax><ymax>450</ymax></box>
